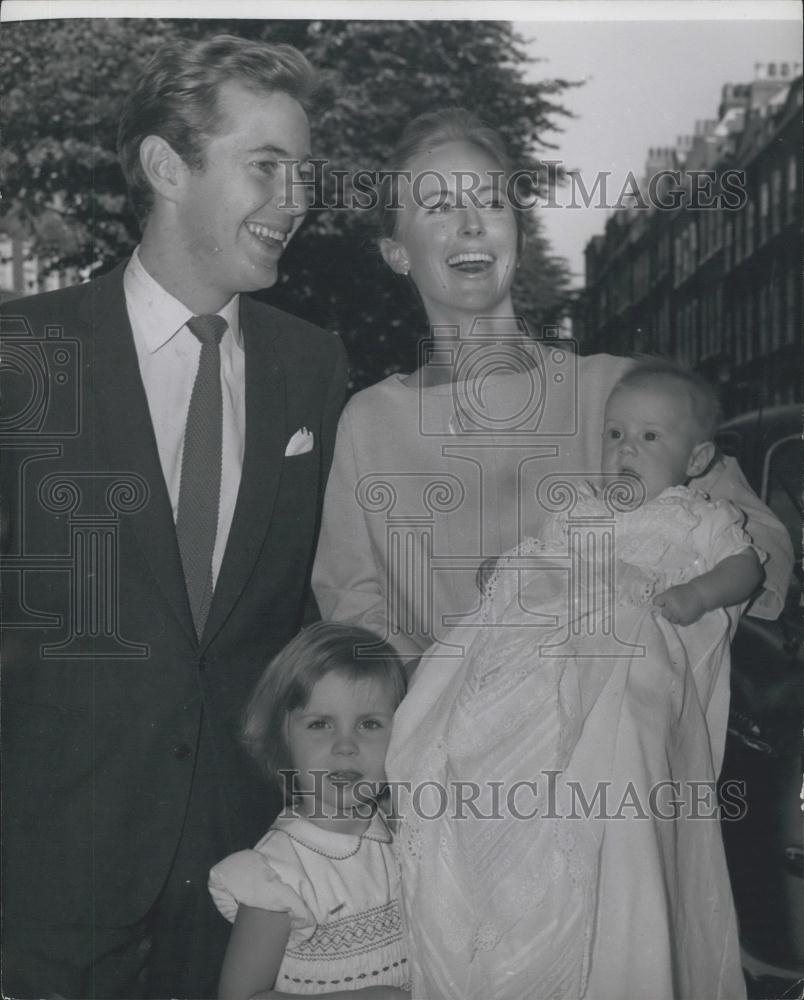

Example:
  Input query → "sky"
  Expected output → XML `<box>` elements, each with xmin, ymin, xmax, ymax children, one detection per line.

<box><xmin>513</xmin><ymin>13</ymin><xmax>803</xmax><ymax>285</ymax></box>
<box><xmin>3</xmin><ymin>0</ymin><xmax>801</xmax><ymax>288</ymax></box>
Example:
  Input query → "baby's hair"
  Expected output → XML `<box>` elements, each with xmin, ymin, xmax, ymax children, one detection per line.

<box><xmin>242</xmin><ymin>622</ymin><xmax>407</xmax><ymax>796</ymax></box>
<box><xmin>614</xmin><ymin>356</ymin><xmax>723</xmax><ymax>442</ymax></box>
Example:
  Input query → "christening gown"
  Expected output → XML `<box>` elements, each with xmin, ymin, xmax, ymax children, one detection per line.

<box><xmin>387</xmin><ymin>484</ymin><xmax>761</xmax><ymax>1000</ymax></box>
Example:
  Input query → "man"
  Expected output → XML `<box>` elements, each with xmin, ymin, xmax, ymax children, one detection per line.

<box><xmin>1</xmin><ymin>35</ymin><xmax>347</xmax><ymax>998</ymax></box>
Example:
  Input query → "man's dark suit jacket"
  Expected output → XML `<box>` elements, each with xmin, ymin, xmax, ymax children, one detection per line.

<box><xmin>1</xmin><ymin>260</ymin><xmax>347</xmax><ymax>927</ymax></box>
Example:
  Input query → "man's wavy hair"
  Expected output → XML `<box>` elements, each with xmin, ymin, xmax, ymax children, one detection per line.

<box><xmin>117</xmin><ymin>34</ymin><xmax>317</xmax><ymax>224</ymax></box>
<box><xmin>242</xmin><ymin>621</ymin><xmax>407</xmax><ymax>801</ymax></box>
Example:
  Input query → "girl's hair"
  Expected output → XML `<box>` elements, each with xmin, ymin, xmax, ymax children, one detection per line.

<box><xmin>377</xmin><ymin>107</ymin><xmax>527</xmax><ymax>255</ymax></box>
<box><xmin>242</xmin><ymin>622</ymin><xmax>407</xmax><ymax>796</ymax></box>
<box><xmin>614</xmin><ymin>356</ymin><xmax>723</xmax><ymax>441</ymax></box>
<box><xmin>117</xmin><ymin>34</ymin><xmax>317</xmax><ymax>223</ymax></box>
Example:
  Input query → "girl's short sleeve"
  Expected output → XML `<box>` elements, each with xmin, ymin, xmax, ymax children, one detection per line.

<box><xmin>208</xmin><ymin>849</ymin><xmax>315</xmax><ymax>938</ymax></box>
<box><xmin>695</xmin><ymin>497</ymin><xmax>768</xmax><ymax>569</ymax></box>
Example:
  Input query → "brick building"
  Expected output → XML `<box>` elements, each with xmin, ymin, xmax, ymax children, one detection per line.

<box><xmin>575</xmin><ymin>62</ymin><xmax>802</xmax><ymax>415</ymax></box>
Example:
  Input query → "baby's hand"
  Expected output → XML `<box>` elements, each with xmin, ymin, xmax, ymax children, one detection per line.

<box><xmin>475</xmin><ymin>555</ymin><xmax>499</xmax><ymax>595</ymax></box>
<box><xmin>652</xmin><ymin>582</ymin><xmax>708</xmax><ymax>626</ymax></box>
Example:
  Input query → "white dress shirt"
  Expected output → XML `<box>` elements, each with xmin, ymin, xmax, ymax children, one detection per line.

<box><xmin>124</xmin><ymin>247</ymin><xmax>245</xmax><ymax>586</ymax></box>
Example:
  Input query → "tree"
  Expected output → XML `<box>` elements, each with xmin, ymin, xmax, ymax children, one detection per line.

<box><xmin>0</xmin><ymin>18</ymin><xmax>580</xmax><ymax>390</ymax></box>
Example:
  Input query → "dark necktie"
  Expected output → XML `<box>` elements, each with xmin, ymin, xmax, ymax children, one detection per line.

<box><xmin>176</xmin><ymin>314</ymin><xmax>227</xmax><ymax>638</ymax></box>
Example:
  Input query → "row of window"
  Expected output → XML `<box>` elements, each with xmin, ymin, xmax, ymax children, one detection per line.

<box><xmin>590</xmin><ymin>151</ymin><xmax>800</xmax><ymax>307</ymax></box>
<box><xmin>654</xmin><ymin>263</ymin><xmax>799</xmax><ymax>368</ymax></box>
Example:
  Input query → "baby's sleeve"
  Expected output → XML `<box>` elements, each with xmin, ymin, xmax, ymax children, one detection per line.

<box><xmin>208</xmin><ymin>849</ymin><xmax>315</xmax><ymax>938</ymax></box>
<box><xmin>697</xmin><ymin>498</ymin><xmax>768</xmax><ymax>570</ymax></box>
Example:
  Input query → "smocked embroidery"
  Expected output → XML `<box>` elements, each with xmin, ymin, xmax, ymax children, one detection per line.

<box><xmin>286</xmin><ymin>900</ymin><xmax>403</xmax><ymax>960</ymax></box>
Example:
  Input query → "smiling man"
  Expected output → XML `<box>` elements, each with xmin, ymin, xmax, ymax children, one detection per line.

<box><xmin>1</xmin><ymin>35</ymin><xmax>346</xmax><ymax>999</ymax></box>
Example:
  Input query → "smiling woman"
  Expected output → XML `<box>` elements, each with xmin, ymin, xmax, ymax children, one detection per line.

<box><xmin>313</xmin><ymin>107</ymin><xmax>792</xmax><ymax>660</ymax></box>
<box><xmin>312</xmin><ymin>106</ymin><xmax>795</xmax><ymax>1000</ymax></box>
<box><xmin>379</xmin><ymin>139</ymin><xmax>519</xmax><ymax>335</ymax></box>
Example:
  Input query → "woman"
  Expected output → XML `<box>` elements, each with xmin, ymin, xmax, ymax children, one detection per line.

<box><xmin>312</xmin><ymin>109</ymin><xmax>790</xmax><ymax>661</ymax></box>
<box><xmin>312</xmin><ymin>109</ymin><xmax>792</xmax><ymax>998</ymax></box>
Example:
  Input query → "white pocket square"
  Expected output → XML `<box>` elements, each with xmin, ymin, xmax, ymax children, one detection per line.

<box><xmin>285</xmin><ymin>427</ymin><xmax>314</xmax><ymax>457</ymax></box>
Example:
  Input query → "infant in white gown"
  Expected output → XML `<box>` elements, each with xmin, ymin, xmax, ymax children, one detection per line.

<box><xmin>388</xmin><ymin>482</ymin><xmax>761</xmax><ymax>1000</ymax></box>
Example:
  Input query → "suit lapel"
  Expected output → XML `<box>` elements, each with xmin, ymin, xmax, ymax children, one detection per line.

<box><xmin>87</xmin><ymin>262</ymin><xmax>197</xmax><ymax>644</ymax></box>
<box><xmin>201</xmin><ymin>295</ymin><xmax>286</xmax><ymax>646</ymax></box>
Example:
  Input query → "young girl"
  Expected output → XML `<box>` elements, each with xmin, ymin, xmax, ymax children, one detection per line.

<box><xmin>387</xmin><ymin>360</ymin><xmax>765</xmax><ymax>1000</ymax></box>
<box><xmin>209</xmin><ymin>622</ymin><xmax>410</xmax><ymax>1000</ymax></box>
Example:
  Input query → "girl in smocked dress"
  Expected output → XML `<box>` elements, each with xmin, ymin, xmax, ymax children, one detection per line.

<box><xmin>210</xmin><ymin>623</ymin><xmax>409</xmax><ymax>999</ymax></box>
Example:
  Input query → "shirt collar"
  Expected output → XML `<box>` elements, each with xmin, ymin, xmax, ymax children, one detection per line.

<box><xmin>125</xmin><ymin>246</ymin><xmax>242</xmax><ymax>354</ymax></box>
<box><xmin>272</xmin><ymin>810</ymin><xmax>393</xmax><ymax>859</ymax></box>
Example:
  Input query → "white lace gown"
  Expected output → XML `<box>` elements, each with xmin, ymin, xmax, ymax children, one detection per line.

<box><xmin>387</xmin><ymin>486</ymin><xmax>759</xmax><ymax>1000</ymax></box>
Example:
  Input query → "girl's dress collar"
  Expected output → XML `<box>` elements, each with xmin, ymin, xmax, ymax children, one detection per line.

<box><xmin>272</xmin><ymin>810</ymin><xmax>392</xmax><ymax>859</ymax></box>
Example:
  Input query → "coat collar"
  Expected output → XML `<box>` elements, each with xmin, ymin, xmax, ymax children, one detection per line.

<box><xmin>87</xmin><ymin>260</ymin><xmax>197</xmax><ymax>645</ymax></box>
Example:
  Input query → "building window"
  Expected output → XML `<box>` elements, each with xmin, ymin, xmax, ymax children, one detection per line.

<box><xmin>746</xmin><ymin>201</ymin><xmax>755</xmax><ymax>255</ymax></box>
<box><xmin>771</xmin><ymin>168</ymin><xmax>782</xmax><ymax>234</ymax></box>
<box><xmin>787</xmin><ymin>154</ymin><xmax>799</xmax><ymax>224</ymax></box>
<box><xmin>714</xmin><ymin>209</ymin><xmax>723</xmax><ymax>251</ymax></box>
<box><xmin>0</xmin><ymin>233</ymin><xmax>13</xmax><ymax>291</ymax></box>
<box><xmin>770</xmin><ymin>273</ymin><xmax>782</xmax><ymax>351</ymax></box>
<box><xmin>724</xmin><ymin>218</ymin><xmax>733</xmax><ymax>270</ymax></box>
<box><xmin>758</xmin><ymin>283</ymin><xmax>768</xmax><ymax>354</ymax></box>
<box><xmin>22</xmin><ymin>241</ymin><xmax>39</xmax><ymax>295</ymax></box>
<box><xmin>745</xmin><ymin>296</ymin><xmax>754</xmax><ymax>362</ymax></box>
<box><xmin>786</xmin><ymin>265</ymin><xmax>798</xmax><ymax>344</ymax></box>
<box><xmin>724</xmin><ymin>305</ymin><xmax>732</xmax><ymax>359</ymax></box>
<box><xmin>44</xmin><ymin>269</ymin><xmax>61</xmax><ymax>292</ymax></box>
<box><xmin>715</xmin><ymin>287</ymin><xmax>722</xmax><ymax>355</ymax></box>
<box><xmin>759</xmin><ymin>181</ymin><xmax>769</xmax><ymax>244</ymax></box>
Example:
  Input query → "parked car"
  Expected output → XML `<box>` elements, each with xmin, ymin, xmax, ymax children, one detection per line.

<box><xmin>716</xmin><ymin>405</ymin><xmax>803</xmax><ymax>999</ymax></box>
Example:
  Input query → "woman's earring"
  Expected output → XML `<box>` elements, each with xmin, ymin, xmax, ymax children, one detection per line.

<box><xmin>399</xmin><ymin>259</ymin><xmax>410</xmax><ymax>275</ymax></box>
